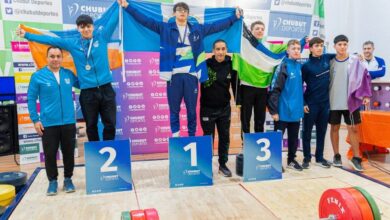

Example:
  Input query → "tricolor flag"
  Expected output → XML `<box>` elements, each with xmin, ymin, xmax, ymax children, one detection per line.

<box><xmin>123</xmin><ymin>0</ymin><xmax>242</xmax><ymax>52</ymax></box>
<box><xmin>20</xmin><ymin>2</ymin><xmax>122</xmax><ymax>75</ymax></box>
<box><xmin>233</xmin><ymin>22</ymin><xmax>305</xmax><ymax>88</ymax></box>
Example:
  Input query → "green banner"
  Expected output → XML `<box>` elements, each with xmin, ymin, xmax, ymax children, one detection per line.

<box><xmin>20</xmin><ymin>143</ymin><xmax>40</xmax><ymax>154</ymax></box>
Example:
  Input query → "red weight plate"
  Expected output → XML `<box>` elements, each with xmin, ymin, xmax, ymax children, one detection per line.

<box><xmin>346</xmin><ymin>188</ymin><xmax>374</xmax><ymax>220</ymax></box>
<box><xmin>144</xmin><ymin>208</ymin><xmax>159</xmax><ymax>220</ymax></box>
<box><xmin>319</xmin><ymin>188</ymin><xmax>363</xmax><ymax>220</ymax></box>
<box><xmin>130</xmin><ymin>210</ymin><xmax>146</xmax><ymax>220</ymax></box>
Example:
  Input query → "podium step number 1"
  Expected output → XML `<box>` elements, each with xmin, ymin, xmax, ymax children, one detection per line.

<box><xmin>169</xmin><ymin>136</ymin><xmax>213</xmax><ymax>188</ymax></box>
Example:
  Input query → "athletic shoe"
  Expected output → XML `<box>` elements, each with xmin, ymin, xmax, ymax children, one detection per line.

<box><xmin>287</xmin><ymin>160</ymin><xmax>303</xmax><ymax>171</ymax></box>
<box><xmin>333</xmin><ymin>154</ymin><xmax>342</xmax><ymax>167</ymax></box>
<box><xmin>349</xmin><ymin>157</ymin><xmax>363</xmax><ymax>172</ymax></box>
<box><xmin>302</xmin><ymin>158</ymin><xmax>310</xmax><ymax>169</ymax></box>
<box><xmin>219</xmin><ymin>164</ymin><xmax>232</xmax><ymax>177</ymax></box>
<box><xmin>47</xmin><ymin>180</ymin><xmax>58</xmax><ymax>196</ymax></box>
<box><xmin>315</xmin><ymin>159</ymin><xmax>331</xmax><ymax>168</ymax></box>
<box><xmin>63</xmin><ymin>178</ymin><xmax>76</xmax><ymax>193</ymax></box>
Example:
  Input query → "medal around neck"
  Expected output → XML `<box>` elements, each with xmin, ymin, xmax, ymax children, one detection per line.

<box><xmin>85</xmin><ymin>64</ymin><xmax>91</xmax><ymax>71</ymax></box>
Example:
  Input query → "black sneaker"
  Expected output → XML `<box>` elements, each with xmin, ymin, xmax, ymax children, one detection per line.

<box><xmin>287</xmin><ymin>160</ymin><xmax>303</xmax><ymax>171</ymax></box>
<box><xmin>333</xmin><ymin>154</ymin><xmax>342</xmax><ymax>167</ymax></box>
<box><xmin>219</xmin><ymin>164</ymin><xmax>232</xmax><ymax>177</ymax></box>
<box><xmin>349</xmin><ymin>157</ymin><xmax>363</xmax><ymax>172</ymax></box>
<box><xmin>316</xmin><ymin>159</ymin><xmax>331</xmax><ymax>168</ymax></box>
<box><xmin>302</xmin><ymin>158</ymin><xmax>310</xmax><ymax>169</ymax></box>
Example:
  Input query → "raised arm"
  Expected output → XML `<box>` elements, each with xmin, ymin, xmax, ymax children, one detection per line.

<box><xmin>119</xmin><ymin>0</ymin><xmax>162</xmax><ymax>34</ymax></box>
<box><xmin>101</xmin><ymin>2</ymin><xmax>120</xmax><ymax>41</ymax></box>
<box><xmin>17</xmin><ymin>27</ymin><xmax>70</xmax><ymax>50</ymax></box>
<box><xmin>202</xmin><ymin>8</ymin><xmax>241</xmax><ymax>36</ymax></box>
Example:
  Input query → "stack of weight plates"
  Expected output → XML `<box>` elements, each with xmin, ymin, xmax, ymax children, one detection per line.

<box><xmin>319</xmin><ymin>187</ymin><xmax>381</xmax><ymax>220</ymax></box>
<box><xmin>0</xmin><ymin>172</ymin><xmax>28</xmax><ymax>193</ymax></box>
<box><xmin>121</xmin><ymin>208</ymin><xmax>159</xmax><ymax>220</ymax></box>
<box><xmin>0</xmin><ymin>184</ymin><xmax>16</xmax><ymax>215</ymax></box>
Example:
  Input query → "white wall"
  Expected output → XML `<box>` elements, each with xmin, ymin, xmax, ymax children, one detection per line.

<box><xmin>325</xmin><ymin>0</ymin><xmax>390</xmax><ymax>81</ymax></box>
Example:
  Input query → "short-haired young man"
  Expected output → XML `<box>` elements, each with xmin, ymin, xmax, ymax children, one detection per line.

<box><xmin>119</xmin><ymin>1</ymin><xmax>242</xmax><ymax>137</ymax></box>
<box><xmin>268</xmin><ymin>39</ymin><xmax>304</xmax><ymax>171</ymax></box>
<box><xmin>301</xmin><ymin>37</ymin><xmax>335</xmax><ymax>169</ymax></box>
<box><xmin>239</xmin><ymin>21</ymin><xmax>307</xmax><ymax>138</ymax></box>
<box><xmin>17</xmin><ymin>10</ymin><xmax>119</xmax><ymax>142</ymax></box>
<box><xmin>329</xmin><ymin>35</ymin><xmax>372</xmax><ymax>171</ymax></box>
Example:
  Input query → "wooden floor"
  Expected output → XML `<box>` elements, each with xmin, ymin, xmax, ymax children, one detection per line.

<box><xmin>7</xmin><ymin>156</ymin><xmax>390</xmax><ymax>220</ymax></box>
<box><xmin>1</xmin><ymin>126</ymin><xmax>390</xmax><ymax>219</ymax></box>
<box><xmin>1</xmin><ymin>126</ymin><xmax>389</xmax><ymax>185</ymax></box>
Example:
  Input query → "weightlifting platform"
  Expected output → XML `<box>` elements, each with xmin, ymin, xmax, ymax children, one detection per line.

<box><xmin>4</xmin><ymin>155</ymin><xmax>390</xmax><ymax>220</ymax></box>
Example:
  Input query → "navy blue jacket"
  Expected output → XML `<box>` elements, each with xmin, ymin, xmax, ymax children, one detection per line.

<box><xmin>301</xmin><ymin>54</ymin><xmax>335</xmax><ymax>105</ymax></box>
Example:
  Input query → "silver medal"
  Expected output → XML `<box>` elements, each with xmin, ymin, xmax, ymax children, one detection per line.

<box><xmin>85</xmin><ymin>64</ymin><xmax>91</xmax><ymax>71</ymax></box>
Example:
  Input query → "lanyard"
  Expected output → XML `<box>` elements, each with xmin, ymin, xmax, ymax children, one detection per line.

<box><xmin>82</xmin><ymin>37</ymin><xmax>93</xmax><ymax>60</ymax></box>
<box><xmin>178</xmin><ymin>25</ymin><xmax>188</xmax><ymax>45</ymax></box>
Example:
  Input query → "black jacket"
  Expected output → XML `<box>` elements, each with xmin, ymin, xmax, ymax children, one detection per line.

<box><xmin>200</xmin><ymin>55</ymin><xmax>240</xmax><ymax>108</ymax></box>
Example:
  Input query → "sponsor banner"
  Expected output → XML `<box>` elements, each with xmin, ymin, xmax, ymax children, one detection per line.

<box><xmin>19</xmin><ymin>137</ymin><xmax>42</xmax><ymax>164</ymax></box>
<box><xmin>19</xmin><ymin>143</ymin><xmax>40</xmax><ymax>154</ymax></box>
<box><xmin>268</xmin><ymin>11</ymin><xmax>312</xmax><ymax>39</ymax></box>
<box><xmin>20</xmin><ymin>153</ymin><xmax>40</xmax><ymax>164</ymax></box>
<box><xmin>16</xmin><ymin>93</ymin><xmax>27</xmax><ymax>104</ymax></box>
<box><xmin>14</xmin><ymin>72</ymin><xmax>32</xmax><ymax>84</ymax></box>
<box><xmin>16</xmin><ymin>103</ymin><xmax>29</xmax><ymax>114</ymax></box>
<box><xmin>18</xmin><ymin>113</ymin><xmax>32</xmax><ymax>124</ymax></box>
<box><xmin>1</xmin><ymin>0</ymin><xmax>62</xmax><ymax>23</ymax></box>
<box><xmin>18</xmin><ymin>123</ymin><xmax>37</xmax><ymax>135</ymax></box>
<box><xmin>270</xmin><ymin>0</ymin><xmax>315</xmax><ymax>15</ymax></box>
<box><xmin>242</xmin><ymin>9</ymin><xmax>270</xmax><ymax>35</ymax></box>
<box><xmin>14</xmin><ymin>82</ymin><xmax>29</xmax><ymax>94</ymax></box>
<box><xmin>114</xmin><ymin>52</ymin><xmax>202</xmax><ymax>154</ymax></box>
<box><xmin>310</xmin><ymin>15</ymin><xmax>321</xmax><ymax>37</ymax></box>
<box><xmin>225</xmin><ymin>0</ymin><xmax>272</xmax><ymax>10</ymax></box>
<box><xmin>61</xmin><ymin>0</ymin><xmax>112</xmax><ymax>25</ymax></box>
<box><xmin>18</xmin><ymin>133</ymin><xmax>40</xmax><ymax>140</ymax></box>
<box><xmin>10</xmin><ymin>41</ymin><xmax>30</xmax><ymax>52</ymax></box>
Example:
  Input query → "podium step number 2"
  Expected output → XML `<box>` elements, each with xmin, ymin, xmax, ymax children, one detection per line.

<box><xmin>84</xmin><ymin>139</ymin><xmax>132</xmax><ymax>195</ymax></box>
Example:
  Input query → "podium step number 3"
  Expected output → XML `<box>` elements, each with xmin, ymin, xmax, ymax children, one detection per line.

<box><xmin>243</xmin><ymin>132</ymin><xmax>283</xmax><ymax>182</ymax></box>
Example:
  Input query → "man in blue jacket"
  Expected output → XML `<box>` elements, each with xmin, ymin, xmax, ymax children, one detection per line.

<box><xmin>27</xmin><ymin>47</ymin><xmax>79</xmax><ymax>196</ymax></box>
<box><xmin>119</xmin><ymin>0</ymin><xmax>242</xmax><ymax>137</ymax></box>
<box><xmin>362</xmin><ymin>41</ymin><xmax>386</xmax><ymax>80</ymax></box>
<box><xmin>18</xmin><ymin>8</ymin><xmax>118</xmax><ymax>141</ymax></box>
